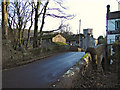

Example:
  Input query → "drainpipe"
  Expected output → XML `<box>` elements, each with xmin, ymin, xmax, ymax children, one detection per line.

<box><xmin>106</xmin><ymin>5</ymin><xmax>110</xmax><ymax>70</ymax></box>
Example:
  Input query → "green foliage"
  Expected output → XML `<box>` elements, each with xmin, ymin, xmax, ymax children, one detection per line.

<box><xmin>97</xmin><ymin>35</ymin><xmax>105</xmax><ymax>45</ymax></box>
<box><xmin>81</xmin><ymin>53</ymin><xmax>88</xmax><ymax>60</ymax></box>
<box><xmin>54</xmin><ymin>42</ymin><xmax>68</xmax><ymax>45</ymax></box>
<box><xmin>74</xmin><ymin>53</ymin><xmax>88</xmax><ymax>66</ymax></box>
<box><xmin>112</xmin><ymin>41</ymin><xmax>120</xmax><ymax>52</ymax></box>
<box><xmin>98</xmin><ymin>36</ymin><xmax>104</xmax><ymax>40</ymax></box>
<box><xmin>112</xmin><ymin>40</ymin><xmax>120</xmax><ymax>63</ymax></box>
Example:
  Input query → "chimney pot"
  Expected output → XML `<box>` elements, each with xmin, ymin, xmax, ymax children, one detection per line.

<box><xmin>107</xmin><ymin>5</ymin><xmax>110</xmax><ymax>13</ymax></box>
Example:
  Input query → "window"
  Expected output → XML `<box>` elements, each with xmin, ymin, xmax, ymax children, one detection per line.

<box><xmin>115</xmin><ymin>20</ymin><xmax>120</xmax><ymax>30</ymax></box>
<box><xmin>115</xmin><ymin>35</ymin><xmax>120</xmax><ymax>41</ymax></box>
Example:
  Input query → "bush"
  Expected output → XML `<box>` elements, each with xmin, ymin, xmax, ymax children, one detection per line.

<box><xmin>112</xmin><ymin>41</ymin><xmax>120</xmax><ymax>63</ymax></box>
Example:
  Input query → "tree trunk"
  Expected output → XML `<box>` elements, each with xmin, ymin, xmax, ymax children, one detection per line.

<box><xmin>39</xmin><ymin>0</ymin><xmax>49</xmax><ymax>46</ymax></box>
<box><xmin>39</xmin><ymin>32</ymin><xmax>43</xmax><ymax>46</ymax></box>
<box><xmin>2</xmin><ymin>0</ymin><xmax>9</xmax><ymax>39</ymax></box>
<box><xmin>33</xmin><ymin>9</ymin><xmax>38</xmax><ymax>48</ymax></box>
<box><xmin>33</xmin><ymin>1</ymin><xmax>41</xmax><ymax>48</ymax></box>
<box><xmin>18</xmin><ymin>29</ymin><xmax>22</xmax><ymax>48</ymax></box>
<box><xmin>21</xmin><ymin>29</ymin><xmax>25</xmax><ymax>45</ymax></box>
<box><xmin>26</xmin><ymin>29</ymin><xmax>31</xmax><ymax>48</ymax></box>
<box><xmin>26</xmin><ymin>2</ymin><xmax>34</xmax><ymax>49</ymax></box>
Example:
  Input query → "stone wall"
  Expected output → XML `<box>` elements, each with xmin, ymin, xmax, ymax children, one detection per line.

<box><xmin>86</xmin><ymin>44</ymin><xmax>106</xmax><ymax>72</ymax></box>
<box><xmin>95</xmin><ymin>44</ymin><xmax>106</xmax><ymax>72</ymax></box>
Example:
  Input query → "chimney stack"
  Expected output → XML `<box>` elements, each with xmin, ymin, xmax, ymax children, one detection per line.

<box><xmin>107</xmin><ymin>5</ymin><xmax>110</xmax><ymax>20</ymax></box>
<box><xmin>107</xmin><ymin>5</ymin><xmax>110</xmax><ymax>13</ymax></box>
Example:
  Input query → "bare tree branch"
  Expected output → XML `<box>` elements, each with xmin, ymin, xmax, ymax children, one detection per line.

<box><xmin>38</xmin><ymin>24</ymin><xmax>62</xmax><ymax>34</ymax></box>
<box><xmin>46</xmin><ymin>13</ymin><xmax>75</xmax><ymax>20</ymax></box>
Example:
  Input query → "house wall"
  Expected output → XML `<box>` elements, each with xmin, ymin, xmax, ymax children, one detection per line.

<box><xmin>108</xmin><ymin>19</ymin><xmax>120</xmax><ymax>31</ymax></box>
<box><xmin>52</xmin><ymin>34</ymin><xmax>66</xmax><ymax>43</ymax></box>
<box><xmin>67</xmin><ymin>36</ymin><xmax>84</xmax><ymax>47</ymax></box>
<box><xmin>95</xmin><ymin>40</ymin><xmax>98</xmax><ymax>46</ymax></box>
<box><xmin>107</xmin><ymin>18</ymin><xmax>120</xmax><ymax>56</ymax></box>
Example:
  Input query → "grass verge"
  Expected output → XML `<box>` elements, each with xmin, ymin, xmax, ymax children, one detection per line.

<box><xmin>74</xmin><ymin>53</ymin><xmax>88</xmax><ymax>66</ymax></box>
<box><xmin>54</xmin><ymin>42</ymin><xmax>68</xmax><ymax>45</ymax></box>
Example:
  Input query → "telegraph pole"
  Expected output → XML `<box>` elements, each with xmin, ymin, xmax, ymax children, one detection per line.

<box><xmin>79</xmin><ymin>19</ymin><xmax>81</xmax><ymax>47</ymax></box>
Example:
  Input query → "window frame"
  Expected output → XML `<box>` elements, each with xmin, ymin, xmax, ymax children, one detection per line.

<box><xmin>115</xmin><ymin>20</ymin><xmax>120</xmax><ymax>30</ymax></box>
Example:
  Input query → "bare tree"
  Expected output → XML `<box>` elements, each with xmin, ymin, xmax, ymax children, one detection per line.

<box><xmin>8</xmin><ymin>0</ymin><xmax>74</xmax><ymax>49</ymax></box>
<box><xmin>26</xmin><ymin>1</ymin><xmax>34</xmax><ymax>48</ymax></box>
<box><xmin>8</xmin><ymin>0</ymin><xmax>34</xmax><ymax>49</ymax></box>
<box><xmin>33</xmin><ymin>0</ymin><xmax>41</xmax><ymax>48</ymax></box>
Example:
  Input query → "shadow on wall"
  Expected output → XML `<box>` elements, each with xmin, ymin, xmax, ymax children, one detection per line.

<box><xmin>101</xmin><ymin>57</ymin><xmax>105</xmax><ymax>71</ymax></box>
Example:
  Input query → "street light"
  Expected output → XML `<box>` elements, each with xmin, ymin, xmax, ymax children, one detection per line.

<box><xmin>79</xmin><ymin>19</ymin><xmax>81</xmax><ymax>47</ymax></box>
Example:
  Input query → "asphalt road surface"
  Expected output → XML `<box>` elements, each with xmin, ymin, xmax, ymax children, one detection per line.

<box><xmin>2</xmin><ymin>52</ymin><xmax>85</xmax><ymax>88</ymax></box>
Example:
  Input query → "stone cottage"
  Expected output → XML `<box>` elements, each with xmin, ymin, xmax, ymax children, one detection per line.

<box><xmin>52</xmin><ymin>34</ymin><xmax>66</xmax><ymax>43</ymax></box>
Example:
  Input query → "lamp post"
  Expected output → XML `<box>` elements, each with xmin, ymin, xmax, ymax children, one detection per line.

<box><xmin>79</xmin><ymin>19</ymin><xmax>81</xmax><ymax>47</ymax></box>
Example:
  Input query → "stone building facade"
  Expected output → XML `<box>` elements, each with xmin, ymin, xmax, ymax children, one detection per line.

<box><xmin>52</xmin><ymin>34</ymin><xmax>66</xmax><ymax>43</ymax></box>
<box><xmin>82</xmin><ymin>29</ymin><xmax>95</xmax><ymax>50</ymax></box>
<box><xmin>83</xmin><ymin>28</ymin><xmax>93</xmax><ymax>37</ymax></box>
<box><xmin>82</xmin><ymin>35</ymin><xmax>96</xmax><ymax>50</ymax></box>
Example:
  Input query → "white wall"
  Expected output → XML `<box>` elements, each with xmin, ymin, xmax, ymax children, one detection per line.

<box><xmin>108</xmin><ymin>20</ymin><xmax>115</xmax><ymax>31</ymax></box>
<box><xmin>107</xmin><ymin>35</ymin><xmax>115</xmax><ymax>44</ymax></box>
<box><xmin>108</xmin><ymin>19</ymin><xmax>120</xmax><ymax>31</ymax></box>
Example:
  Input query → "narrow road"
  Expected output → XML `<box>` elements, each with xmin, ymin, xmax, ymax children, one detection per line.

<box><xmin>3</xmin><ymin>52</ymin><xmax>85</xmax><ymax>88</ymax></box>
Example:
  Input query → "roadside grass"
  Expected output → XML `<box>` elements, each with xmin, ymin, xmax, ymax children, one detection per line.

<box><xmin>55</xmin><ymin>42</ymin><xmax>68</xmax><ymax>45</ymax></box>
<box><xmin>81</xmin><ymin>53</ymin><xmax>88</xmax><ymax>60</ymax></box>
<box><xmin>74</xmin><ymin>53</ymin><xmax>88</xmax><ymax>66</ymax></box>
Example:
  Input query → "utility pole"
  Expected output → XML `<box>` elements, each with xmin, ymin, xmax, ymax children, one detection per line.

<box><xmin>79</xmin><ymin>19</ymin><xmax>81</xmax><ymax>47</ymax></box>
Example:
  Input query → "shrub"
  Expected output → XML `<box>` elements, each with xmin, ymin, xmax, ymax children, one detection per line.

<box><xmin>112</xmin><ymin>41</ymin><xmax>120</xmax><ymax>63</ymax></box>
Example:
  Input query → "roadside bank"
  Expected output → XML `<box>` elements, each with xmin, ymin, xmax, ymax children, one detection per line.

<box><xmin>2</xmin><ymin>40</ymin><xmax>70</xmax><ymax>70</ymax></box>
